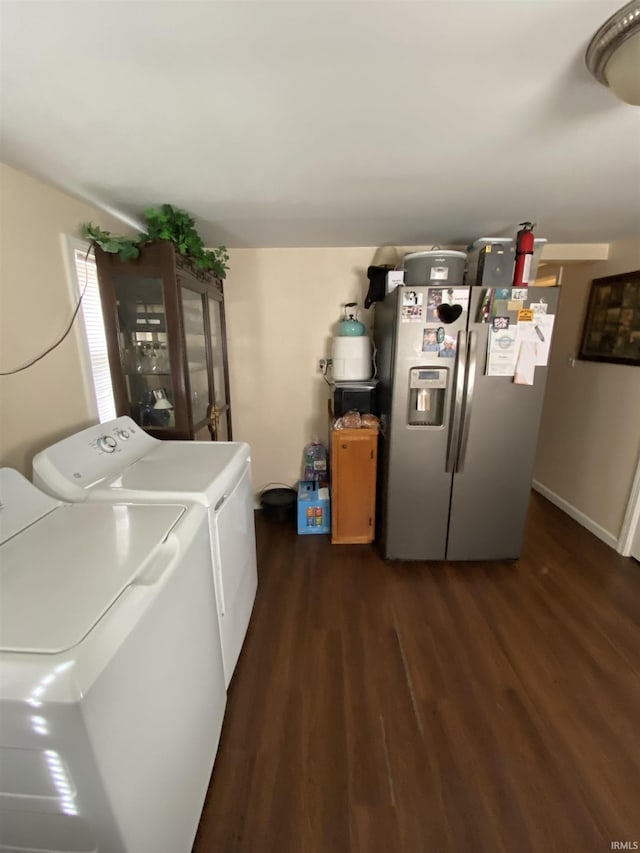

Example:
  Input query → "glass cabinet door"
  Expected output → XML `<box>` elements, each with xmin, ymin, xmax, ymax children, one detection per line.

<box><xmin>180</xmin><ymin>287</ymin><xmax>209</xmax><ymax>431</ymax></box>
<box><xmin>113</xmin><ymin>275</ymin><xmax>176</xmax><ymax>430</ymax></box>
<box><xmin>208</xmin><ymin>296</ymin><xmax>231</xmax><ymax>441</ymax></box>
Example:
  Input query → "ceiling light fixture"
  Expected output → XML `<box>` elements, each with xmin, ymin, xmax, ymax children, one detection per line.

<box><xmin>585</xmin><ymin>0</ymin><xmax>640</xmax><ymax>105</ymax></box>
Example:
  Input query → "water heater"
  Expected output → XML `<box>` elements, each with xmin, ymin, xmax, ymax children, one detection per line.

<box><xmin>331</xmin><ymin>336</ymin><xmax>372</xmax><ymax>381</ymax></box>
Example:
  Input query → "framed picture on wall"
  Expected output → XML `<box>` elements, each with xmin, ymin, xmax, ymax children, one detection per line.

<box><xmin>579</xmin><ymin>270</ymin><xmax>640</xmax><ymax>366</ymax></box>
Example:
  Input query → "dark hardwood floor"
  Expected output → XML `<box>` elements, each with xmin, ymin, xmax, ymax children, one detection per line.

<box><xmin>193</xmin><ymin>493</ymin><xmax>640</xmax><ymax>853</ymax></box>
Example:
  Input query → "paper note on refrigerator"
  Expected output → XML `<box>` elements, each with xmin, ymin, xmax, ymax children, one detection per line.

<box><xmin>516</xmin><ymin>315</ymin><xmax>555</xmax><ymax>366</ymax></box>
<box><xmin>487</xmin><ymin>327</ymin><xmax>518</xmax><ymax>376</ymax></box>
<box><xmin>514</xmin><ymin>340</ymin><xmax>537</xmax><ymax>385</ymax></box>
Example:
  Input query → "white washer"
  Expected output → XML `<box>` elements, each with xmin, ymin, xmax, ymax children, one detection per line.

<box><xmin>0</xmin><ymin>468</ymin><xmax>226</xmax><ymax>853</ymax></box>
<box><xmin>33</xmin><ymin>416</ymin><xmax>258</xmax><ymax>687</ymax></box>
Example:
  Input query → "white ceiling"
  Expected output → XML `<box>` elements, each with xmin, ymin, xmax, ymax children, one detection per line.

<box><xmin>1</xmin><ymin>0</ymin><xmax>639</xmax><ymax>248</ymax></box>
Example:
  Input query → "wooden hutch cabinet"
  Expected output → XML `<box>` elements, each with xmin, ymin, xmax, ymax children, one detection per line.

<box><xmin>330</xmin><ymin>427</ymin><xmax>378</xmax><ymax>544</ymax></box>
<box><xmin>95</xmin><ymin>241</ymin><xmax>232</xmax><ymax>441</ymax></box>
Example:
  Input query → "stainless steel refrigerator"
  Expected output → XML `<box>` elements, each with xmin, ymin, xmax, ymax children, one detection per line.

<box><xmin>373</xmin><ymin>285</ymin><xmax>560</xmax><ymax>560</ymax></box>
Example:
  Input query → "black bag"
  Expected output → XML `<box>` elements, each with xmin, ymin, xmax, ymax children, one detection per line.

<box><xmin>364</xmin><ymin>265</ymin><xmax>392</xmax><ymax>308</ymax></box>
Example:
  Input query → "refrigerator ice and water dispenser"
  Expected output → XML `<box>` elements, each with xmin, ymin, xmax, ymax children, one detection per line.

<box><xmin>407</xmin><ymin>367</ymin><xmax>448</xmax><ymax>427</ymax></box>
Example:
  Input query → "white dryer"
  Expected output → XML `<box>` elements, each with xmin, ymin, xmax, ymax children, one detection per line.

<box><xmin>33</xmin><ymin>416</ymin><xmax>258</xmax><ymax>687</ymax></box>
<box><xmin>0</xmin><ymin>468</ymin><xmax>226</xmax><ymax>853</ymax></box>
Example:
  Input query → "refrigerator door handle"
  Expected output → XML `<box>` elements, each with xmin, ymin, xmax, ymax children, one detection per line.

<box><xmin>456</xmin><ymin>330</ymin><xmax>478</xmax><ymax>473</ymax></box>
<box><xmin>446</xmin><ymin>330</ymin><xmax>467</xmax><ymax>473</ymax></box>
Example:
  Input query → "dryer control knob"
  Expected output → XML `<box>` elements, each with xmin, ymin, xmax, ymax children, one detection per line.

<box><xmin>117</xmin><ymin>429</ymin><xmax>130</xmax><ymax>441</ymax></box>
<box><xmin>97</xmin><ymin>435</ymin><xmax>118</xmax><ymax>453</ymax></box>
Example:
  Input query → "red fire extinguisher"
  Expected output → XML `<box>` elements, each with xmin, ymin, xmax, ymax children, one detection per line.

<box><xmin>513</xmin><ymin>221</ymin><xmax>536</xmax><ymax>287</ymax></box>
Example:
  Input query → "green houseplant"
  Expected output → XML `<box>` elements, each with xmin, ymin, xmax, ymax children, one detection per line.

<box><xmin>81</xmin><ymin>204</ymin><xmax>229</xmax><ymax>279</ymax></box>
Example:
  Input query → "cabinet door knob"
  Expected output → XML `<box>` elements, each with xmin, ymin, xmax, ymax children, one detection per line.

<box><xmin>342</xmin><ymin>443</ymin><xmax>348</xmax><ymax>449</ymax></box>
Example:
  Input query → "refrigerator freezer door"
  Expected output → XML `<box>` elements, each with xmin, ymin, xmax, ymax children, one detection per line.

<box><xmin>446</xmin><ymin>287</ymin><xmax>560</xmax><ymax>560</ymax></box>
<box><xmin>379</xmin><ymin>286</ymin><xmax>470</xmax><ymax>560</ymax></box>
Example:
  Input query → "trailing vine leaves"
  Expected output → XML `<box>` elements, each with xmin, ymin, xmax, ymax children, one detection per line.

<box><xmin>81</xmin><ymin>224</ymin><xmax>141</xmax><ymax>261</ymax></box>
<box><xmin>81</xmin><ymin>205</ymin><xmax>230</xmax><ymax>278</ymax></box>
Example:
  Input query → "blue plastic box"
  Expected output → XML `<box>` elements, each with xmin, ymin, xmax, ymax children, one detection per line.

<box><xmin>297</xmin><ymin>481</ymin><xmax>331</xmax><ymax>535</ymax></box>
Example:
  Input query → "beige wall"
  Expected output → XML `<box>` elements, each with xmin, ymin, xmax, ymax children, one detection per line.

<box><xmin>224</xmin><ymin>248</ymin><xmax>379</xmax><ymax>493</ymax></box>
<box><xmin>0</xmin><ymin>164</ymin><xmax>134</xmax><ymax>475</ymax></box>
<box><xmin>534</xmin><ymin>237</ymin><xmax>640</xmax><ymax>539</ymax></box>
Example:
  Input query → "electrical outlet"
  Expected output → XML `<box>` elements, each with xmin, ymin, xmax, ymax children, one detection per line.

<box><xmin>318</xmin><ymin>358</ymin><xmax>331</xmax><ymax>372</ymax></box>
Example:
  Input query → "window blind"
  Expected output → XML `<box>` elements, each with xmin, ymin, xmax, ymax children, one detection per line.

<box><xmin>72</xmin><ymin>247</ymin><xmax>116</xmax><ymax>423</ymax></box>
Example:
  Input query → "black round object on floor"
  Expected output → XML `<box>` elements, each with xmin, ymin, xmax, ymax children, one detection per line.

<box><xmin>260</xmin><ymin>487</ymin><xmax>296</xmax><ymax>523</ymax></box>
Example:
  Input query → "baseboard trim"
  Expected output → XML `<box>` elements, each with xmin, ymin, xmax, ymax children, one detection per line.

<box><xmin>532</xmin><ymin>480</ymin><xmax>618</xmax><ymax>550</ymax></box>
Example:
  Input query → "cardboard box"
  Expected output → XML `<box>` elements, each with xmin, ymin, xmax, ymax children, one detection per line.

<box><xmin>297</xmin><ymin>481</ymin><xmax>331</xmax><ymax>535</ymax></box>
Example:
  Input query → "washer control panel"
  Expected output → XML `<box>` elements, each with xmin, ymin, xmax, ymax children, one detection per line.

<box><xmin>33</xmin><ymin>416</ymin><xmax>157</xmax><ymax>498</ymax></box>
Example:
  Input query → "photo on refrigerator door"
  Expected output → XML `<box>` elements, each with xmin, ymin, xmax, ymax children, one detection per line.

<box><xmin>422</xmin><ymin>328</ymin><xmax>439</xmax><ymax>352</ymax></box>
<box><xmin>401</xmin><ymin>290</ymin><xmax>424</xmax><ymax>322</ymax></box>
<box><xmin>439</xmin><ymin>336</ymin><xmax>457</xmax><ymax>358</ymax></box>
<box><xmin>426</xmin><ymin>287</ymin><xmax>469</xmax><ymax>323</ymax></box>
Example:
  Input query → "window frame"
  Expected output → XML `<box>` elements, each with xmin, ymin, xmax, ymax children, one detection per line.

<box><xmin>62</xmin><ymin>235</ymin><xmax>116</xmax><ymax>423</ymax></box>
